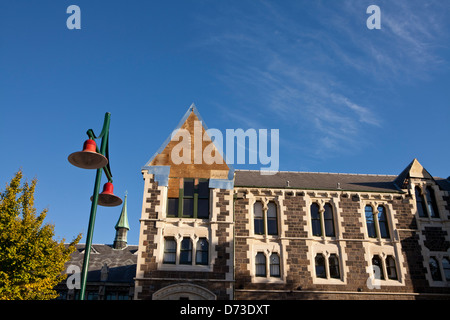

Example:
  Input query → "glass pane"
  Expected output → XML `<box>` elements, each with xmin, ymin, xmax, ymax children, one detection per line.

<box><xmin>377</xmin><ymin>206</ymin><xmax>390</xmax><ymax>239</ymax></box>
<box><xmin>372</xmin><ymin>255</ymin><xmax>385</xmax><ymax>280</ymax></box>
<box><xmin>183</xmin><ymin>198</ymin><xmax>194</xmax><ymax>217</ymax></box>
<box><xmin>426</xmin><ymin>187</ymin><xmax>439</xmax><ymax>218</ymax></box>
<box><xmin>196</xmin><ymin>238</ymin><xmax>208</xmax><ymax>265</ymax></box>
<box><xmin>167</xmin><ymin>198</ymin><xmax>179</xmax><ymax>217</ymax></box>
<box><xmin>429</xmin><ymin>257</ymin><xmax>442</xmax><ymax>281</ymax></box>
<box><xmin>197</xmin><ymin>198</ymin><xmax>209</xmax><ymax>218</ymax></box>
<box><xmin>254</xmin><ymin>201</ymin><xmax>263</xmax><ymax>218</ymax></box>
<box><xmin>315</xmin><ymin>254</ymin><xmax>326</xmax><ymax>278</ymax></box>
<box><xmin>442</xmin><ymin>258</ymin><xmax>450</xmax><ymax>281</ymax></box>
<box><xmin>198</xmin><ymin>180</ymin><xmax>209</xmax><ymax>198</ymax></box>
<box><xmin>365</xmin><ymin>206</ymin><xmax>376</xmax><ymax>238</ymax></box>
<box><xmin>311</xmin><ymin>203</ymin><xmax>322</xmax><ymax>236</ymax></box>
<box><xmin>180</xmin><ymin>238</ymin><xmax>192</xmax><ymax>264</ymax></box>
<box><xmin>267</xmin><ymin>202</ymin><xmax>277</xmax><ymax>218</ymax></box>
<box><xmin>415</xmin><ymin>187</ymin><xmax>427</xmax><ymax>217</ymax></box>
<box><xmin>184</xmin><ymin>179</ymin><xmax>194</xmax><ymax>197</ymax></box>
<box><xmin>163</xmin><ymin>238</ymin><xmax>176</xmax><ymax>264</ymax></box>
<box><xmin>329</xmin><ymin>254</ymin><xmax>340</xmax><ymax>279</ymax></box>
<box><xmin>254</xmin><ymin>219</ymin><xmax>264</xmax><ymax>235</ymax></box>
<box><xmin>267</xmin><ymin>202</ymin><xmax>278</xmax><ymax>235</ymax></box>
<box><xmin>254</xmin><ymin>201</ymin><xmax>264</xmax><ymax>235</ymax></box>
<box><xmin>270</xmin><ymin>253</ymin><xmax>280</xmax><ymax>277</ymax></box>
<box><xmin>255</xmin><ymin>253</ymin><xmax>266</xmax><ymax>277</ymax></box>
<box><xmin>324</xmin><ymin>204</ymin><xmax>335</xmax><ymax>237</ymax></box>
<box><xmin>386</xmin><ymin>256</ymin><xmax>398</xmax><ymax>280</ymax></box>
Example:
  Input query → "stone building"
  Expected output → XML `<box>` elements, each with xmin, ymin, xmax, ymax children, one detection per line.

<box><xmin>133</xmin><ymin>105</ymin><xmax>450</xmax><ymax>300</ymax></box>
<box><xmin>56</xmin><ymin>194</ymin><xmax>138</xmax><ymax>300</ymax></box>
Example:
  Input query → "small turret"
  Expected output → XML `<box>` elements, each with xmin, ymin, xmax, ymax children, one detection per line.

<box><xmin>113</xmin><ymin>192</ymin><xmax>129</xmax><ymax>249</ymax></box>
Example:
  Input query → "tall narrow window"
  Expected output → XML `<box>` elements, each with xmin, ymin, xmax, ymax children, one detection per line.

<box><xmin>442</xmin><ymin>258</ymin><xmax>450</xmax><ymax>281</ymax></box>
<box><xmin>372</xmin><ymin>255</ymin><xmax>385</xmax><ymax>280</ymax></box>
<box><xmin>180</xmin><ymin>237</ymin><xmax>192</xmax><ymax>265</ymax></box>
<box><xmin>365</xmin><ymin>206</ymin><xmax>376</xmax><ymax>238</ymax></box>
<box><xmin>197</xmin><ymin>180</ymin><xmax>210</xmax><ymax>218</ymax></box>
<box><xmin>386</xmin><ymin>255</ymin><xmax>398</xmax><ymax>280</ymax></box>
<box><xmin>255</xmin><ymin>252</ymin><xmax>266</xmax><ymax>277</ymax></box>
<box><xmin>163</xmin><ymin>237</ymin><xmax>176</xmax><ymax>264</ymax></box>
<box><xmin>415</xmin><ymin>187</ymin><xmax>427</xmax><ymax>218</ymax></box>
<box><xmin>315</xmin><ymin>254</ymin><xmax>326</xmax><ymax>279</ymax></box>
<box><xmin>311</xmin><ymin>203</ymin><xmax>321</xmax><ymax>236</ymax></box>
<box><xmin>195</xmin><ymin>238</ymin><xmax>208</xmax><ymax>265</ymax></box>
<box><xmin>429</xmin><ymin>257</ymin><xmax>442</xmax><ymax>281</ymax></box>
<box><xmin>183</xmin><ymin>179</ymin><xmax>195</xmax><ymax>218</ymax></box>
<box><xmin>254</xmin><ymin>201</ymin><xmax>264</xmax><ymax>235</ymax></box>
<box><xmin>267</xmin><ymin>202</ymin><xmax>278</xmax><ymax>235</ymax></box>
<box><xmin>426</xmin><ymin>187</ymin><xmax>439</xmax><ymax>218</ymax></box>
<box><xmin>323</xmin><ymin>203</ymin><xmax>335</xmax><ymax>237</ymax></box>
<box><xmin>377</xmin><ymin>206</ymin><xmax>390</xmax><ymax>239</ymax></box>
<box><xmin>167</xmin><ymin>178</ymin><xmax>181</xmax><ymax>217</ymax></box>
<box><xmin>270</xmin><ymin>253</ymin><xmax>281</xmax><ymax>277</ymax></box>
<box><xmin>329</xmin><ymin>254</ymin><xmax>340</xmax><ymax>279</ymax></box>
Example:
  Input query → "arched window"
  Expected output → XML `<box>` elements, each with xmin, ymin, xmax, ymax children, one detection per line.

<box><xmin>180</xmin><ymin>237</ymin><xmax>192</xmax><ymax>265</ymax></box>
<box><xmin>426</xmin><ymin>187</ymin><xmax>439</xmax><ymax>218</ymax></box>
<box><xmin>315</xmin><ymin>254</ymin><xmax>326</xmax><ymax>279</ymax></box>
<box><xmin>163</xmin><ymin>237</ymin><xmax>177</xmax><ymax>264</ymax></box>
<box><xmin>328</xmin><ymin>254</ymin><xmax>340</xmax><ymax>279</ymax></box>
<box><xmin>270</xmin><ymin>253</ymin><xmax>281</xmax><ymax>277</ymax></box>
<box><xmin>324</xmin><ymin>203</ymin><xmax>335</xmax><ymax>237</ymax></box>
<box><xmin>372</xmin><ymin>255</ymin><xmax>385</xmax><ymax>280</ymax></box>
<box><xmin>255</xmin><ymin>252</ymin><xmax>266</xmax><ymax>277</ymax></box>
<box><xmin>311</xmin><ymin>203</ymin><xmax>321</xmax><ymax>236</ymax></box>
<box><xmin>267</xmin><ymin>202</ymin><xmax>278</xmax><ymax>235</ymax></box>
<box><xmin>365</xmin><ymin>206</ymin><xmax>376</xmax><ymax>238</ymax></box>
<box><xmin>377</xmin><ymin>206</ymin><xmax>390</xmax><ymax>239</ymax></box>
<box><xmin>386</xmin><ymin>256</ymin><xmax>398</xmax><ymax>280</ymax></box>
<box><xmin>415</xmin><ymin>187</ymin><xmax>427</xmax><ymax>218</ymax></box>
<box><xmin>254</xmin><ymin>201</ymin><xmax>264</xmax><ymax>235</ymax></box>
<box><xmin>429</xmin><ymin>257</ymin><xmax>442</xmax><ymax>281</ymax></box>
<box><xmin>195</xmin><ymin>238</ymin><xmax>208</xmax><ymax>265</ymax></box>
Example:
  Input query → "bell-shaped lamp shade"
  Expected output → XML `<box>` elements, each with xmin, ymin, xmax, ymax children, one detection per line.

<box><xmin>68</xmin><ymin>139</ymin><xmax>108</xmax><ymax>170</ymax></box>
<box><xmin>91</xmin><ymin>182</ymin><xmax>123</xmax><ymax>207</ymax></box>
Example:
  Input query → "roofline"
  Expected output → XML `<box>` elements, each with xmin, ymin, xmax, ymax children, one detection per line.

<box><xmin>234</xmin><ymin>169</ymin><xmax>398</xmax><ymax>177</ymax></box>
<box><xmin>233</xmin><ymin>185</ymin><xmax>406</xmax><ymax>194</ymax></box>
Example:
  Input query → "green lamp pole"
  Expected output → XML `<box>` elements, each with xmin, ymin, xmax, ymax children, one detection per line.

<box><xmin>68</xmin><ymin>112</ymin><xmax>122</xmax><ymax>300</ymax></box>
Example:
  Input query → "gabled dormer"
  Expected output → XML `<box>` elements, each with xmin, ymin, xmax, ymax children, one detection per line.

<box><xmin>395</xmin><ymin>159</ymin><xmax>444</xmax><ymax>220</ymax></box>
<box><xmin>141</xmin><ymin>104</ymin><xmax>234</xmax><ymax>219</ymax></box>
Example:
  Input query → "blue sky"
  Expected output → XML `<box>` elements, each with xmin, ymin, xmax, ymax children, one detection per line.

<box><xmin>1</xmin><ymin>1</ymin><xmax>449</xmax><ymax>246</ymax></box>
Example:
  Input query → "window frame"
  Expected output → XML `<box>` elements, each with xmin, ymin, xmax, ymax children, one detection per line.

<box><xmin>310</xmin><ymin>201</ymin><xmax>336</xmax><ymax>239</ymax></box>
<box><xmin>167</xmin><ymin>178</ymin><xmax>210</xmax><ymax>219</ymax></box>
<box><xmin>252</xmin><ymin>200</ymin><xmax>279</xmax><ymax>236</ymax></box>
<box><xmin>364</xmin><ymin>204</ymin><xmax>392</xmax><ymax>241</ymax></box>
<box><xmin>415</xmin><ymin>185</ymin><xmax>441</xmax><ymax>219</ymax></box>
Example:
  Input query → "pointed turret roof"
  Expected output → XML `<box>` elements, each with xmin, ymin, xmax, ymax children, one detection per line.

<box><xmin>115</xmin><ymin>193</ymin><xmax>129</xmax><ymax>230</ymax></box>
<box><xmin>394</xmin><ymin>158</ymin><xmax>434</xmax><ymax>189</ymax></box>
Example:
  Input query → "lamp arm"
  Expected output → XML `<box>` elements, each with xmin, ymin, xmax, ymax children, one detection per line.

<box><xmin>85</xmin><ymin>113</ymin><xmax>113</xmax><ymax>182</ymax></box>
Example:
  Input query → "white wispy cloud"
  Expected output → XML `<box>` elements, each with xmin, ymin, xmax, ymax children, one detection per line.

<box><xmin>191</xmin><ymin>0</ymin><xmax>449</xmax><ymax>157</ymax></box>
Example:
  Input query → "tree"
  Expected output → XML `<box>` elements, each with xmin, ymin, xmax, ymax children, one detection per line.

<box><xmin>0</xmin><ymin>170</ymin><xmax>81</xmax><ymax>300</ymax></box>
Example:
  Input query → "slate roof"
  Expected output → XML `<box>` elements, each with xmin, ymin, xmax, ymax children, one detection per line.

<box><xmin>66</xmin><ymin>244</ymin><xmax>138</xmax><ymax>283</ymax></box>
<box><xmin>234</xmin><ymin>170</ymin><xmax>404</xmax><ymax>193</ymax></box>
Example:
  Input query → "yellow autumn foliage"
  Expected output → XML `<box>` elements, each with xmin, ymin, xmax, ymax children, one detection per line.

<box><xmin>0</xmin><ymin>170</ymin><xmax>81</xmax><ymax>300</ymax></box>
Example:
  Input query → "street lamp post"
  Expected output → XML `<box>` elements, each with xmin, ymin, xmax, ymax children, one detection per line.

<box><xmin>68</xmin><ymin>112</ymin><xmax>122</xmax><ymax>300</ymax></box>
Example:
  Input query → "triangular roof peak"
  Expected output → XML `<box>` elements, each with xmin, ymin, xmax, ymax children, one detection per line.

<box><xmin>142</xmin><ymin>103</ymin><xmax>234</xmax><ymax>189</ymax></box>
<box><xmin>394</xmin><ymin>158</ymin><xmax>434</xmax><ymax>189</ymax></box>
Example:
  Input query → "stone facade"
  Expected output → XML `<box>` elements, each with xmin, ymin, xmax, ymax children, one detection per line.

<box><xmin>133</xmin><ymin>106</ymin><xmax>450</xmax><ymax>300</ymax></box>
